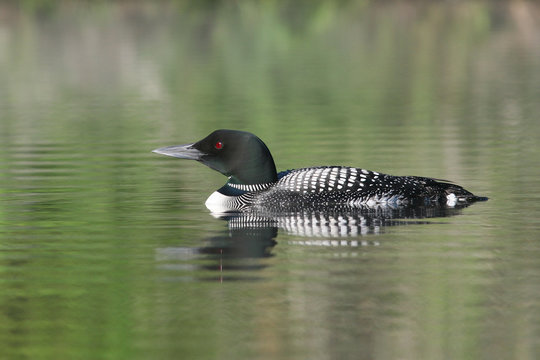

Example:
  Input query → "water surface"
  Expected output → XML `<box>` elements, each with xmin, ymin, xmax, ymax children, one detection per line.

<box><xmin>1</xmin><ymin>2</ymin><xmax>540</xmax><ymax>359</ymax></box>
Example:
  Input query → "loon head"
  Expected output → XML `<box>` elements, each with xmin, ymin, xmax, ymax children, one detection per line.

<box><xmin>152</xmin><ymin>129</ymin><xmax>278</xmax><ymax>185</ymax></box>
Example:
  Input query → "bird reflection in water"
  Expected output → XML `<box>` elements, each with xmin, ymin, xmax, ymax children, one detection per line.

<box><xmin>155</xmin><ymin>203</ymin><xmax>473</xmax><ymax>282</ymax></box>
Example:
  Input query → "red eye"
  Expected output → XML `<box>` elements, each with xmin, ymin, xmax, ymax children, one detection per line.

<box><xmin>214</xmin><ymin>141</ymin><xmax>223</xmax><ymax>149</ymax></box>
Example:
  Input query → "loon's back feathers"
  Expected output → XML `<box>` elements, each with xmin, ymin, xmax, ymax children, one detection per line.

<box><xmin>153</xmin><ymin>130</ymin><xmax>487</xmax><ymax>212</ymax></box>
<box><xmin>247</xmin><ymin>166</ymin><xmax>481</xmax><ymax>211</ymax></box>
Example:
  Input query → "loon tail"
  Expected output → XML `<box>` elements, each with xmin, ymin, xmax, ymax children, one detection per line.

<box><xmin>471</xmin><ymin>195</ymin><xmax>489</xmax><ymax>202</ymax></box>
<box><xmin>446</xmin><ymin>183</ymin><xmax>487</xmax><ymax>202</ymax></box>
<box><xmin>420</xmin><ymin>177</ymin><xmax>488</xmax><ymax>203</ymax></box>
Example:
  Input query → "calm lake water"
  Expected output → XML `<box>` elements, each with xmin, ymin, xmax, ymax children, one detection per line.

<box><xmin>1</xmin><ymin>1</ymin><xmax>540</xmax><ymax>359</ymax></box>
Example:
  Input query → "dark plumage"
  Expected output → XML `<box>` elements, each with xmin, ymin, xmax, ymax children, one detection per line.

<box><xmin>153</xmin><ymin>130</ymin><xmax>487</xmax><ymax>213</ymax></box>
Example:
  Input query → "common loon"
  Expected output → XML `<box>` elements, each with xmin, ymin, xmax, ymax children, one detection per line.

<box><xmin>153</xmin><ymin>129</ymin><xmax>487</xmax><ymax>213</ymax></box>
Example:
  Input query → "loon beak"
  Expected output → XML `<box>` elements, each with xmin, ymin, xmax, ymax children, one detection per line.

<box><xmin>152</xmin><ymin>143</ymin><xmax>205</xmax><ymax>160</ymax></box>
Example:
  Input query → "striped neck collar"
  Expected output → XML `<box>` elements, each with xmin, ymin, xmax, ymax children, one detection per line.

<box><xmin>226</xmin><ymin>181</ymin><xmax>274</xmax><ymax>192</ymax></box>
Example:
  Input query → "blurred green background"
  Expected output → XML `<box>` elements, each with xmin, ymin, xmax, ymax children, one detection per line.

<box><xmin>1</xmin><ymin>1</ymin><xmax>540</xmax><ymax>359</ymax></box>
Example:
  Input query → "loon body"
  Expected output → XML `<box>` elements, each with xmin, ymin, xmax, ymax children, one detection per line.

<box><xmin>153</xmin><ymin>130</ymin><xmax>486</xmax><ymax>213</ymax></box>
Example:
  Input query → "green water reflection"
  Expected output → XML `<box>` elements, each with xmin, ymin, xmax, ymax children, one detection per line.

<box><xmin>1</xmin><ymin>1</ymin><xmax>540</xmax><ymax>359</ymax></box>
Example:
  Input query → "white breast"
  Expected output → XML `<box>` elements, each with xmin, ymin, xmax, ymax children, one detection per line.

<box><xmin>205</xmin><ymin>191</ymin><xmax>237</xmax><ymax>213</ymax></box>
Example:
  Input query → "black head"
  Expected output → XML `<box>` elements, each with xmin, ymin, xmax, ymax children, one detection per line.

<box><xmin>153</xmin><ymin>129</ymin><xmax>278</xmax><ymax>185</ymax></box>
